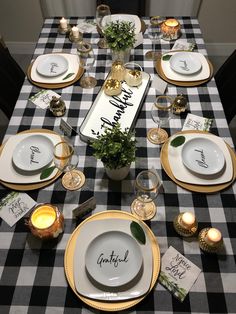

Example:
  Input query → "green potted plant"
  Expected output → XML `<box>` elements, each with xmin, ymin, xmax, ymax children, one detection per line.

<box><xmin>103</xmin><ymin>20</ymin><xmax>136</xmax><ymax>63</ymax></box>
<box><xmin>90</xmin><ymin>123</ymin><xmax>136</xmax><ymax>180</ymax></box>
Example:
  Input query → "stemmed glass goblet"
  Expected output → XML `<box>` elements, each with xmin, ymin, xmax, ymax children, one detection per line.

<box><xmin>96</xmin><ymin>4</ymin><xmax>111</xmax><ymax>49</ymax></box>
<box><xmin>148</xmin><ymin>95</ymin><xmax>173</xmax><ymax>145</ymax></box>
<box><xmin>77</xmin><ymin>41</ymin><xmax>97</xmax><ymax>89</ymax></box>
<box><xmin>145</xmin><ymin>16</ymin><xmax>164</xmax><ymax>61</ymax></box>
<box><xmin>53</xmin><ymin>141</ymin><xmax>83</xmax><ymax>190</ymax></box>
<box><xmin>131</xmin><ymin>170</ymin><xmax>161</xmax><ymax>220</ymax></box>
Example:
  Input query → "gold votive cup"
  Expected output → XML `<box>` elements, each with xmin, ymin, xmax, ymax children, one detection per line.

<box><xmin>173</xmin><ymin>212</ymin><xmax>198</xmax><ymax>237</ymax></box>
<box><xmin>161</xmin><ymin>18</ymin><xmax>181</xmax><ymax>41</ymax></box>
<box><xmin>198</xmin><ymin>227</ymin><xmax>223</xmax><ymax>253</ymax></box>
<box><xmin>27</xmin><ymin>203</ymin><xmax>64</xmax><ymax>240</ymax></box>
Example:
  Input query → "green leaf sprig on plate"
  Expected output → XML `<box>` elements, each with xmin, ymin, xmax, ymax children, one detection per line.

<box><xmin>170</xmin><ymin>135</ymin><xmax>186</xmax><ymax>147</ymax></box>
<box><xmin>40</xmin><ymin>166</ymin><xmax>56</xmax><ymax>180</ymax></box>
<box><xmin>162</xmin><ymin>54</ymin><xmax>173</xmax><ymax>61</ymax></box>
<box><xmin>130</xmin><ymin>221</ymin><xmax>146</xmax><ymax>245</ymax></box>
<box><xmin>63</xmin><ymin>72</ymin><xmax>75</xmax><ymax>80</ymax></box>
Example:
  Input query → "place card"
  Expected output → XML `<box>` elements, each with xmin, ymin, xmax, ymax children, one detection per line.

<box><xmin>60</xmin><ymin>118</ymin><xmax>78</xmax><ymax>136</ymax></box>
<box><xmin>182</xmin><ymin>113</ymin><xmax>213</xmax><ymax>132</ymax></box>
<box><xmin>29</xmin><ymin>89</ymin><xmax>61</xmax><ymax>109</ymax></box>
<box><xmin>159</xmin><ymin>246</ymin><xmax>201</xmax><ymax>302</ymax></box>
<box><xmin>171</xmin><ymin>39</ymin><xmax>196</xmax><ymax>52</ymax></box>
<box><xmin>73</xmin><ymin>197</ymin><xmax>96</xmax><ymax>218</ymax></box>
<box><xmin>0</xmin><ymin>192</ymin><xmax>36</xmax><ymax>227</ymax></box>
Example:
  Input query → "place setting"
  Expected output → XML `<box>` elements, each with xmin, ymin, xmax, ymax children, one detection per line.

<box><xmin>160</xmin><ymin>130</ymin><xmax>236</xmax><ymax>193</ymax></box>
<box><xmin>64</xmin><ymin>210</ymin><xmax>161</xmax><ymax>311</ymax></box>
<box><xmin>155</xmin><ymin>50</ymin><xmax>214</xmax><ymax>86</ymax></box>
<box><xmin>27</xmin><ymin>52</ymin><xmax>84</xmax><ymax>89</ymax></box>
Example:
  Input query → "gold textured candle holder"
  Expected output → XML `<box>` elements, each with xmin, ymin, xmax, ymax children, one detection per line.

<box><xmin>173</xmin><ymin>212</ymin><xmax>198</xmax><ymax>237</ymax></box>
<box><xmin>198</xmin><ymin>228</ymin><xmax>223</xmax><ymax>253</ymax></box>
<box><xmin>69</xmin><ymin>31</ymin><xmax>83</xmax><ymax>43</ymax></box>
<box><xmin>58</xmin><ymin>25</ymin><xmax>72</xmax><ymax>35</ymax></box>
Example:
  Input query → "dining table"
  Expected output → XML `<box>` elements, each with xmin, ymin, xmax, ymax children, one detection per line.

<box><xmin>0</xmin><ymin>16</ymin><xmax>235</xmax><ymax>314</ymax></box>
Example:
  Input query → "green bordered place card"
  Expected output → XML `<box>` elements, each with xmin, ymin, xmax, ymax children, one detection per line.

<box><xmin>182</xmin><ymin>113</ymin><xmax>213</xmax><ymax>132</ymax></box>
<box><xmin>159</xmin><ymin>246</ymin><xmax>201</xmax><ymax>302</ymax></box>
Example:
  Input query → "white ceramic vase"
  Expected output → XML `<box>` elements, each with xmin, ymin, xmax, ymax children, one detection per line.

<box><xmin>105</xmin><ymin>165</ymin><xmax>130</xmax><ymax>181</ymax></box>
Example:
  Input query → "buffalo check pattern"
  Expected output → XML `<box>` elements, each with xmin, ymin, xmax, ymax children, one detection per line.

<box><xmin>0</xmin><ymin>17</ymin><xmax>236</xmax><ymax>314</ymax></box>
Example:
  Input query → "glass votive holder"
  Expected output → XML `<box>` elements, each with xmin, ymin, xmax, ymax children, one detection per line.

<box><xmin>173</xmin><ymin>212</ymin><xmax>198</xmax><ymax>237</ymax></box>
<box><xmin>161</xmin><ymin>18</ymin><xmax>181</xmax><ymax>41</ymax></box>
<box><xmin>26</xmin><ymin>203</ymin><xmax>64</xmax><ymax>240</ymax></box>
<box><xmin>198</xmin><ymin>227</ymin><xmax>223</xmax><ymax>253</ymax></box>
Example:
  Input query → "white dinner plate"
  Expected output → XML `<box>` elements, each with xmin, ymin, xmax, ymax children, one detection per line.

<box><xmin>73</xmin><ymin>218</ymin><xmax>153</xmax><ymax>301</ymax></box>
<box><xmin>102</xmin><ymin>14</ymin><xmax>141</xmax><ymax>34</ymax></box>
<box><xmin>85</xmin><ymin>231</ymin><xmax>143</xmax><ymax>287</ymax></box>
<box><xmin>12</xmin><ymin>134</ymin><xmax>54</xmax><ymax>172</ymax></box>
<box><xmin>170</xmin><ymin>52</ymin><xmax>202</xmax><ymax>75</ymax></box>
<box><xmin>36</xmin><ymin>55</ymin><xmax>68</xmax><ymax>77</ymax></box>
<box><xmin>181</xmin><ymin>137</ymin><xmax>225</xmax><ymax>175</ymax></box>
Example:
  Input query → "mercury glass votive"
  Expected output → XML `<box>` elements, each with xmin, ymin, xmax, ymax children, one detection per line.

<box><xmin>161</xmin><ymin>18</ymin><xmax>181</xmax><ymax>41</ymax></box>
<box><xmin>58</xmin><ymin>17</ymin><xmax>71</xmax><ymax>34</ymax></box>
<box><xmin>173</xmin><ymin>212</ymin><xmax>198</xmax><ymax>237</ymax></box>
<box><xmin>198</xmin><ymin>227</ymin><xmax>223</xmax><ymax>253</ymax></box>
<box><xmin>27</xmin><ymin>204</ymin><xmax>64</xmax><ymax>240</ymax></box>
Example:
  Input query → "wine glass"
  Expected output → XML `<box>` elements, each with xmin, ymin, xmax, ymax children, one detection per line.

<box><xmin>131</xmin><ymin>170</ymin><xmax>161</xmax><ymax>220</ymax></box>
<box><xmin>147</xmin><ymin>95</ymin><xmax>173</xmax><ymax>145</ymax></box>
<box><xmin>145</xmin><ymin>16</ymin><xmax>164</xmax><ymax>61</ymax></box>
<box><xmin>77</xmin><ymin>41</ymin><xmax>97</xmax><ymax>89</ymax></box>
<box><xmin>96</xmin><ymin>4</ymin><xmax>111</xmax><ymax>49</ymax></box>
<box><xmin>53</xmin><ymin>141</ymin><xmax>82</xmax><ymax>190</ymax></box>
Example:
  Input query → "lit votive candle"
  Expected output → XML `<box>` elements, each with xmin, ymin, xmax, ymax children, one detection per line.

<box><xmin>60</xmin><ymin>17</ymin><xmax>68</xmax><ymax>30</ymax></box>
<box><xmin>72</xmin><ymin>26</ymin><xmax>79</xmax><ymax>38</ymax></box>
<box><xmin>173</xmin><ymin>211</ymin><xmax>198</xmax><ymax>237</ymax></box>
<box><xmin>27</xmin><ymin>204</ymin><xmax>64</xmax><ymax>240</ymax></box>
<box><xmin>198</xmin><ymin>227</ymin><xmax>223</xmax><ymax>253</ymax></box>
<box><xmin>161</xmin><ymin>18</ymin><xmax>181</xmax><ymax>41</ymax></box>
<box><xmin>206</xmin><ymin>228</ymin><xmax>222</xmax><ymax>245</ymax></box>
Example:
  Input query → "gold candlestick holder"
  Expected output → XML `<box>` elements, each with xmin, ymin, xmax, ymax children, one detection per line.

<box><xmin>198</xmin><ymin>228</ymin><xmax>223</xmax><ymax>253</ymax></box>
<box><xmin>173</xmin><ymin>212</ymin><xmax>198</xmax><ymax>237</ymax></box>
<box><xmin>58</xmin><ymin>25</ymin><xmax>72</xmax><ymax>35</ymax></box>
<box><xmin>69</xmin><ymin>31</ymin><xmax>83</xmax><ymax>43</ymax></box>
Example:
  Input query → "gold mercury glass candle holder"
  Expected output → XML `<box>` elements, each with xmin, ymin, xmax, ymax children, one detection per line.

<box><xmin>26</xmin><ymin>203</ymin><xmax>64</xmax><ymax>240</ymax></box>
<box><xmin>69</xmin><ymin>26</ymin><xmax>83</xmax><ymax>43</ymax></box>
<box><xmin>173</xmin><ymin>212</ymin><xmax>198</xmax><ymax>237</ymax></box>
<box><xmin>161</xmin><ymin>18</ymin><xmax>181</xmax><ymax>41</ymax></box>
<box><xmin>198</xmin><ymin>227</ymin><xmax>223</xmax><ymax>253</ymax></box>
<box><xmin>58</xmin><ymin>17</ymin><xmax>71</xmax><ymax>35</ymax></box>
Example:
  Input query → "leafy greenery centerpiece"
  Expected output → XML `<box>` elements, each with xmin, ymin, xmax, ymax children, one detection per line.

<box><xmin>90</xmin><ymin>123</ymin><xmax>136</xmax><ymax>180</ymax></box>
<box><xmin>103</xmin><ymin>20</ymin><xmax>136</xmax><ymax>63</ymax></box>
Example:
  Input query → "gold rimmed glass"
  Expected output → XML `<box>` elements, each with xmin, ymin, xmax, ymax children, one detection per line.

<box><xmin>96</xmin><ymin>4</ymin><xmax>111</xmax><ymax>49</ymax></box>
<box><xmin>53</xmin><ymin>141</ymin><xmax>82</xmax><ymax>190</ymax></box>
<box><xmin>131</xmin><ymin>170</ymin><xmax>161</xmax><ymax>220</ymax></box>
<box><xmin>145</xmin><ymin>16</ymin><xmax>165</xmax><ymax>61</ymax></box>
<box><xmin>147</xmin><ymin>95</ymin><xmax>173</xmax><ymax>145</ymax></box>
<box><xmin>77</xmin><ymin>41</ymin><xmax>97</xmax><ymax>89</ymax></box>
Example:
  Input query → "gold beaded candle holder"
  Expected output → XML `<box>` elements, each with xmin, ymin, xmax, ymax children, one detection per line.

<box><xmin>198</xmin><ymin>227</ymin><xmax>223</xmax><ymax>253</ymax></box>
<box><xmin>173</xmin><ymin>212</ymin><xmax>198</xmax><ymax>237</ymax></box>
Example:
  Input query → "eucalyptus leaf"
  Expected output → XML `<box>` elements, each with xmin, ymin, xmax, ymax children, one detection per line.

<box><xmin>63</xmin><ymin>72</ymin><xmax>75</xmax><ymax>80</ymax></box>
<box><xmin>40</xmin><ymin>166</ymin><xmax>56</xmax><ymax>180</ymax></box>
<box><xmin>130</xmin><ymin>221</ymin><xmax>146</xmax><ymax>245</ymax></box>
<box><xmin>170</xmin><ymin>136</ymin><xmax>186</xmax><ymax>147</ymax></box>
<box><xmin>162</xmin><ymin>54</ymin><xmax>173</xmax><ymax>61</ymax></box>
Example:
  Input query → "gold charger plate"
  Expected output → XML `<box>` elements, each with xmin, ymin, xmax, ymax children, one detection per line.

<box><xmin>155</xmin><ymin>57</ymin><xmax>213</xmax><ymax>87</ymax></box>
<box><xmin>0</xmin><ymin>129</ymin><xmax>62</xmax><ymax>191</ymax></box>
<box><xmin>64</xmin><ymin>210</ymin><xmax>160</xmax><ymax>312</ymax></box>
<box><xmin>160</xmin><ymin>130</ymin><xmax>236</xmax><ymax>193</ymax></box>
<box><xmin>27</xmin><ymin>61</ymin><xmax>84</xmax><ymax>89</ymax></box>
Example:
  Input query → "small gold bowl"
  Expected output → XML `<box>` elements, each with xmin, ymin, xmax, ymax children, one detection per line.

<box><xmin>104</xmin><ymin>78</ymin><xmax>122</xmax><ymax>96</ymax></box>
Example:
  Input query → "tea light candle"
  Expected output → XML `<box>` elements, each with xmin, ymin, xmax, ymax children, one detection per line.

<box><xmin>198</xmin><ymin>227</ymin><xmax>223</xmax><ymax>253</ymax></box>
<box><xmin>72</xmin><ymin>26</ymin><xmax>79</xmax><ymax>38</ymax></box>
<box><xmin>27</xmin><ymin>204</ymin><xmax>64</xmax><ymax>240</ymax></box>
<box><xmin>60</xmin><ymin>17</ymin><xmax>68</xmax><ymax>30</ymax></box>
<box><xmin>31</xmin><ymin>205</ymin><xmax>56</xmax><ymax>229</ymax></box>
<box><xmin>206</xmin><ymin>228</ymin><xmax>222</xmax><ymax>244</ymax></box>
<box><xmin>173</xmin><ymin>212</ymin><xmax>198</xmax><ymax>237</ymax></box>
<box><xmin>161</xmin><ymin>18</ymin><xmax>181</xmax><ymax>41</ymax></box>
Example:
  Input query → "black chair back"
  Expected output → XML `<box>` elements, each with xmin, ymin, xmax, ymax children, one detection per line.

<box><xmin>96</xmin><ymin>0</ymin><xmax>146</xmax><ymax>16</ymax></box>
<box><xmin>215</xmin><ymin>50</ymin><xmax>236</xmax><ymax>124</ymax></box>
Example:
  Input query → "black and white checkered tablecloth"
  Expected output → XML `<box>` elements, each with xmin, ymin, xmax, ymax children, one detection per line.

<box><xmin>0</xmin><ymin>17</ymin><xmax>235</xmax><ymax>314</ymax></box>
